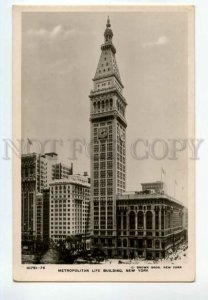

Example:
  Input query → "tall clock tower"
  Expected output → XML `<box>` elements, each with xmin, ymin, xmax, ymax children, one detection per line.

<box><xmin>89</xmin><ymin>17</ymin><xmax>127</xmax><ymax>256</ymax></box>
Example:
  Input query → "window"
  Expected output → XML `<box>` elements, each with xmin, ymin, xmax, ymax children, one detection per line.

<box><xmin>147</xmin><ymin>239</ymin><xmax>152</xmax><ymax>248</ymax></box>
<box><xmin>107</xmin><ymin>188</ymin><xmax>112</xmax><ymax>194</ymax></box>
<box><xmin>155</xmin><ymin>240</ymin><xmax>160</xmax><ymax>249</ymax></box>
<box><xmin>130</xmin><ymin>239</ymin><xmax>134</xmax><ymax>248</ymax></box>
<box><xmin>155</xmin><ymin>211</ymin><xmax>159</xmax><ymax>229</ymax></box>
<box><xmin>123</xmin><ymin>239</ymin><xmax>127</xmax><ymax>247</ymax></box>
<box><xmin>138</xmin><ymin>211</ymin><xmax>144</xmax><ymax>229</ymax></box>
<box><xmin>123</xmin><ymin>215</ymin><xmax>127</xmax><ymax>229</ymax></box>
<box><xmin>138</xmin><ymin>239</ymin><xmax>143</xmax><ymax>248</ymax></box>
<box><xmin>129</xmin><ymin>211</ymin><xmax>135</xmax><ymax>230</ymax></box>
<box><xmin>146</xmin><ymin>211</ymin><xmax>153</xmax><ymax>230</ymax></box>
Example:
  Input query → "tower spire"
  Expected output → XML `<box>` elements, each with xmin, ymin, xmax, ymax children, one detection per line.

<box><xmin>104</xmin><ymin>16</ymin><xmax>113</xmax><ymax>43</ymax></box>
<box><xmin>107</xmin><ymin>16</ymin><xmax>111</xmax><ymax>28</ymax></box>
<box><xmin>93</xmin><ymin>17</ymin><xmax>123</xmax><ymax>86</ymax></box>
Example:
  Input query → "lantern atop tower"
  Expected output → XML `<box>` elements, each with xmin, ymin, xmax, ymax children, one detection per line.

<box><xmin>104</xmin><ymin>16</ymin><xmax>113</xmax><ymax>42</ymax></box>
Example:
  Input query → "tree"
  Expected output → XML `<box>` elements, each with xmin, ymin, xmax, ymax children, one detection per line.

<box><xmin>91</xmin><ymin>244</ymin><xmax>106</xmax><ymax>262</ymax></box>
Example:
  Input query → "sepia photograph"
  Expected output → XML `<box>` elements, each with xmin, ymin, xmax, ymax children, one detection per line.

<box><xmin>13</xmin><ymin>5</ymin><xmax>195</xmax><ymax>281</ymax></box>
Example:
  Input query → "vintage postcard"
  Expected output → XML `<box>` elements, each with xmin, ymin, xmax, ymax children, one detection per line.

<box><xmin>13</xmin><ymin>5</ymin><xmax>195</xmax><ymax>281</ymax></box>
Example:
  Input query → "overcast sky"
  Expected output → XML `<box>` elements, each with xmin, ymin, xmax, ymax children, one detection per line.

<box><xmin>22</xmin><ymin>11</ymin><xmax>190</xmax><ymax>204</ymax></box>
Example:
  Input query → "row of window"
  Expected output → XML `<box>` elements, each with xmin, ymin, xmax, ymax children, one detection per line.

<box><xmin>94</xmin><ymin>188</ymin><xmax>113</xmax><ymax>196</ymax></box>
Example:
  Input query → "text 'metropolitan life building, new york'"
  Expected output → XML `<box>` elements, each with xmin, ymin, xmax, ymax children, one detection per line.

<box><xmin>90</xmin><ymin>18</ymin><xmax>187</xmax><ymax>259</ymax></box>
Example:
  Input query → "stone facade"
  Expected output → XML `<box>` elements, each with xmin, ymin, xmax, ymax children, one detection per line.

<box><xmin>90</xmin><ymin>18</ymin><xmax>127</xmax><ymax>256</ymax></box>
<box><xmin>49</xmin><ymin>175</ymin><xmax>90</xmax><ymax>243</ymax></box>
<box><xmin>116</xmin><ymin>193</ymin><xmax>186</xmax><ymax>259</ymax></box>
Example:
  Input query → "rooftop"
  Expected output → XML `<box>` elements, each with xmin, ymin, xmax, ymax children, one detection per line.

<box><xmin>116</xmin><ymin>192</ymin><xmax>184</xmax><ymax>207</ymax></box>
<box><xmin>49</xmin><ymin>175</ymin><xmax>90</xmax><ymax>188</ymax></box>
<box><xmin>141</xmin><ymin>181</ymin><xmax>163</xmax><ymax>185</ymax></box>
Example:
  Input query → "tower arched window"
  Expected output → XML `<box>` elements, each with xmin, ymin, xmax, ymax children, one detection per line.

<box><xmin>98</xmin><ymin>102</ymin><xmax>100</xmax><ymax>111</ymax></box>
<box><xmin>110</xmin><ymin>99</ymin><xmax>113</xmax><ymax>109</ymax></box>
<box><xmin>93</xmin><ymin>102</ymin><xmax>97</xmax><ymax>113</ymax></box>
<box><xmin>121</xmin><ymin>105</ymin><xmax>124</xmax><ymax>116</ymax></box>
<box><xmin>106</xmin><ymin>99</ymin><xmax>109</xmax><ymax>111</ymax></box>
<box><xmin>105</xmin><ymin>100</ymin><xmax>108</xmax><ymax>111</ymax></box>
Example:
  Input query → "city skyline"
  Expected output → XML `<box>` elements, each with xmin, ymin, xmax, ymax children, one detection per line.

<box><xmin>22</xmin><ymin>12</ymin><xmax>189</xmax><ymax>204</ymax></box>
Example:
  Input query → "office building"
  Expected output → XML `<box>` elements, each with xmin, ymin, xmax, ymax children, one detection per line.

<box><xmin>21</xmin><ymin>153</ymin><xmax>56</xmax><ymax>243</ymax></box>
<box><xmin>52</xmin><ymin>162</ymin><xmax>73</xmax><ymax>180</ymax></box>
<box><xmin>21</xmin><ymin>152</ymin><xmax>69</xmax><ymax>244</ymax></box>
<box><xmin>116</xmin><ymin>183</ymin><xmax>186</xmax><ymax>259</ymax></box>
<box><xmin>49</xmin><ymin>174</ymin><xmax>90</xmax><ymax>242</ymax></box>
<box><xmin>90</xmin><ymin>17</ymin><xmax>127</xmax><ymax>257</ymax></box>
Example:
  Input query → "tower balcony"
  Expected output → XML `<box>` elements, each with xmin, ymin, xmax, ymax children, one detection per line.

<box><xmin>90</xmin><ymin>109</ymin><xmax>127</xmax><ymax>127</ymax></box>
<box><xmin>101</xmin><ymin>41</ymin><xmax>116</xmax><ymax>54</ymax></box>
<box><xmin>89</xmin><ymin>86</ymin><xmax>127</xmax><ymax>105</ymax></box>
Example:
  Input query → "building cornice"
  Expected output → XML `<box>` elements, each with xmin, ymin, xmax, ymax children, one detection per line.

<box><xmin>116</xmin><ymin>193</ymin><xmax>184</xmax><ymax>208</ymax></box>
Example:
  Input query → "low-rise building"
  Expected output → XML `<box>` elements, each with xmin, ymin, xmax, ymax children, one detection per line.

<box><xmin>116</xmin><ymin>188</ymin><xmax>186</xmax><ymax>259</ymax></box>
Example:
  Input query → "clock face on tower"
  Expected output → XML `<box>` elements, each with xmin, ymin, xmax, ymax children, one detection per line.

<box><xmin>98</xmin><ymin>127</ymin><xmax>108</xmax><ymax>139</ymax></box>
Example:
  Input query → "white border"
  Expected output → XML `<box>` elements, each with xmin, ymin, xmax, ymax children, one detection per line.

<box><xmin>12</xmin><ymin>4</ymin><xmax>195</xmax><ymax>282</ymax></box>
<box><xmin>0</xmin><ymin>0</ymin><xmax>208</xmax><ymax>298</ymax></box>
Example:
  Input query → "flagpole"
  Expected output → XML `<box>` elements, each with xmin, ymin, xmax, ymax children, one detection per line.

<box><xmin>161</xmin><ymin>167</ymin><xmax>166</xmax><ymax>193</ymax></box>
<box><xmin>27</xmin><ymin>137</ymin><xmax>33</xmax><ymax>154</ymax></box>
<box><xmin>174</xmin><ymin>180</ymin><xmax>177</xmax><ymax>198</ymax></box>
<box><xmin>181</xmin><ymin>186</ymin><xmax>184</xmax><ymax>202</ymax></box>
<box><xmin>165</xmin><ymin>171</ymin><xmax>166</xmax><ymax>194</ymax></box>
<box><xmin>174</xmin><ymin>181</ymin><xmax>175</xmax><ymax>198</ymax></box>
